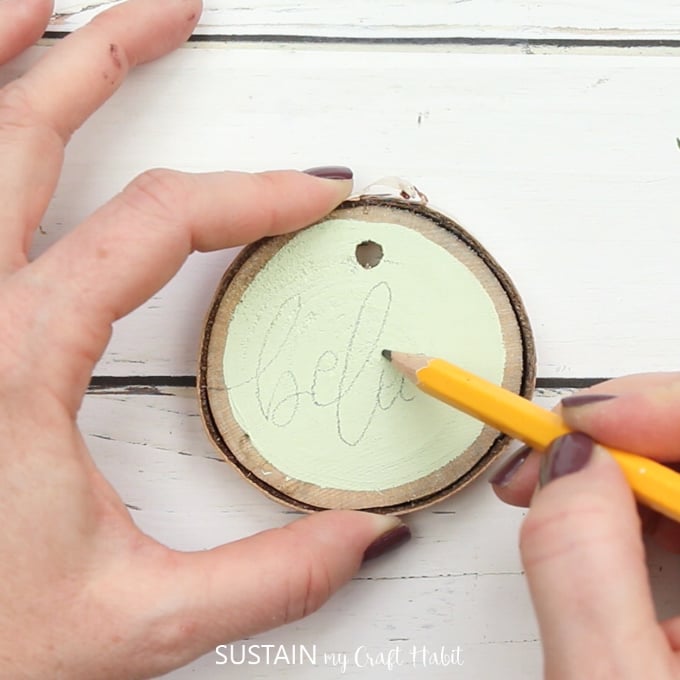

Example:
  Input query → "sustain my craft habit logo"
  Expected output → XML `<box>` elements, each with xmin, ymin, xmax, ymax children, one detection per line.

<box><xmin>215</xmin><ymin>643</ymin><xmax>465</xmax><ymax>672</ymax></box>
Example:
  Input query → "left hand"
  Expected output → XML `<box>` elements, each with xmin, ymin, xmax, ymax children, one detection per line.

<box><xmin>0</xmin><ymin>2</ymin><xmax>409</xmax><ymax>678</ymax></box>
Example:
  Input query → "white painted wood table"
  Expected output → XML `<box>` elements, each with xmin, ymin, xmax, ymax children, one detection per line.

<box><xmin>9</xmin><ymin>1</ymin><xmax>680</xmax><ymax>677</ymax></box>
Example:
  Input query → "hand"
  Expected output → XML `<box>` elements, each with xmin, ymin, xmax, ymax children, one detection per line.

<box><xmin>0</xmin><ymin>2</ymin><xmax>410</xmax><ymax>678</ymax></box>
<box><xmin>490</xmin><ymin>375</ymin><xmax>680</xmax><ymax>678</ymax></box>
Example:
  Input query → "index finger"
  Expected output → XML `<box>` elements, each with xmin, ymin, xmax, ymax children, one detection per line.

<box><xmin>0</xmin><ymin>0</ymin><xmax>201</xmax><ymax>272</ymax></box>
<box><xmin>18</xmin><ymin>168</ymin><xmax>353</xmax><ymax>407</ymax></box>
<box><xmin>11</xmin><ymin>0</ymin><xmax>201</xmax><ymax>143</ymax></box>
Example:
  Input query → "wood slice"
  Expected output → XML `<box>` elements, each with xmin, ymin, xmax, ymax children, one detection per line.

<box><xmin>198</xmin><ymin>196</ymin><xmax>535</xmax><ymax>514</ymax></box>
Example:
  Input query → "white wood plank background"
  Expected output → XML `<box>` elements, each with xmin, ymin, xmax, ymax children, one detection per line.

<box><xmin>50</xmin><ymin>1</ymin><xmax>680</xmax><ymax>40</ymax></box>
<box><xmin>80</xmin><ymin>389</ymin><xmax>680</xmax><ymax>678</ymax></box>
<box><xmin>4</xmin><ymin>44</ymin><xmax>679</xmax><ymax>378</ymax></box>
<box><xmin>4</xmin><ymin>3</ymin><xmax>679</xmax><ymax>677</ymax></box>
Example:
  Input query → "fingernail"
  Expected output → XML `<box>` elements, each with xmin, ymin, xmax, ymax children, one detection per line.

<box><xmin>363</xmin><ymin>523</ymin><xmax>411</xmax><ymax>562</ymax></box>
<box><xmin>561</xmin><ymin>394</ymin><xmax>616</xmax><ymax>408</ymax></box>
<box><xmin>303</xmin><ymin>166</ymin><xmax>353</xmax><ymax>180</ymax></box>
<box><xmin>489</xmin><ymin>445</ymin><xmax>532</xmax><ymax>487</ymax></box>
<box><xmin>539</xmin><ymin>432</ymin><xmax>594</xmax><ymax>487</ymax></box>
<box><xmin>638</xmin><ymin>506</ymin><xmax>660</xmax><ymax>536</ymax></box>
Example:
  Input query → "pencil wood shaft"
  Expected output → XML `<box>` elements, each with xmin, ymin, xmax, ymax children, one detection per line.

<box><xmin>387</xmin><ymin>351</ymin><xmax>680</xmax><ymax>523</ymax></box>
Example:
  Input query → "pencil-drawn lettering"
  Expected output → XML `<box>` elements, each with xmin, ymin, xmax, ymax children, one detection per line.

<box><xmin>228</xmin><ymin>281</ymin><xmax>414</xmax><ymax>446</ymax></box>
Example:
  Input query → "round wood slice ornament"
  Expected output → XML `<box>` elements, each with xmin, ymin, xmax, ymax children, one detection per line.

<box><xmin>198</xmin><ymin>193</ymin><xmax>535</xmax><ymax>514</ymax></box>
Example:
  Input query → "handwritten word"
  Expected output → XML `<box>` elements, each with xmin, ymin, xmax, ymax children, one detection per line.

<box><xmin>228</xmin><ymin>281</ymin><xmax>414</xmax><ymax>446</ymax></box>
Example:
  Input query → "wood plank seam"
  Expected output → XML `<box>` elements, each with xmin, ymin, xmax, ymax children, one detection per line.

<box><xmin>41</xmin><ymin>31</ymin><xmax>680</xmax><ymax>50</ymax></box>
<box><xmin>85</xmin><ymin>377</ymin><xmax>605</xmax><ymax>390</ymax></box>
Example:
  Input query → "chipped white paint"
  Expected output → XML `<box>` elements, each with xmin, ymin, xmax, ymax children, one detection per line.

<box><xmin>51</xmin><ymin>1</ymin><xmax>680</xmax><ymax>40</ymax></box>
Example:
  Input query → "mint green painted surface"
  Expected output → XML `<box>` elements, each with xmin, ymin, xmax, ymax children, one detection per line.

<box><xmin>224</xmin><ymin>219</ymin><xmax>505</xmax><ymax>491</ymax></box>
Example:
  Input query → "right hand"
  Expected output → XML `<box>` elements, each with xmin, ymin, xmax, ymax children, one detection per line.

<box><xmin>490</xmin><ymin>374</ymin><xmax>680</xmax><ymax>678</ymax></box>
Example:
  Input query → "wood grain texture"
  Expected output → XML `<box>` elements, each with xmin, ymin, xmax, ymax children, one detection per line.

<box><xmin>50</xmin><ymin>1</ymin><xmax>680</xmax><ymax>40</ymax></box>
<box><xmin>79</xmin><ymin>387</ymin><xmax>680</xmax><ymax>679</ymax></box>
<box><xmin>3</xmin><ymin>45</ymin><xmax>678</xmax><ymax>378</ymax></box>
<box><xmin>199</xmin><ymin>198</ymin><xmax>534</xmax><ymax>512</ymax></box>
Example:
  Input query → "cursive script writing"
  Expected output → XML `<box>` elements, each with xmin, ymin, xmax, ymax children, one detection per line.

<box><xmin>228</xmin><ymin>281</ymin><xmax>414</xmax><ymax>446</ymax></box>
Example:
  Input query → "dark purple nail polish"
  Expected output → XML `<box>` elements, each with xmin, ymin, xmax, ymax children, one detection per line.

<box><xmin>539</xmin><ymin>432</ymin><xmax>594</xmax><ymax>487</ymax></box>
<box><xmin>489</xmin><ymin>445</ymin><xmax>532</xmax><ymax>487</ymax></box>
<box><xmin>561</xmin><ymin>394</ymin><xmax>616</xmax><ymax>408</ymax></box>
<box><xmin>363</xmin><ymin>523</ymin><xmax>411</xmax><ymax>562</ymax></box>
<box><xmin>303</xmin><ymin>166</ymin><xmax>353</xmax><ymax>180</ymax></box>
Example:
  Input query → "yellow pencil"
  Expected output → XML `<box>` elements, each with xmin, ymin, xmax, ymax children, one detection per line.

<box><xmin>383</xmin><ymin>349</ymin><xmax>680</xmax><ymax>523</ymax></box>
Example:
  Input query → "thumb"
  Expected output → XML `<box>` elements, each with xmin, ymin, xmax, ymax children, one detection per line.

<box><xmin>520</xmin><ymin>433</ymin><xmax>672</xmax><ymax>679</ymax></box>
<box><xmin>152</xmin><ymin>511</ymin><xmax>409</xmax><ymax>669</ymax></box>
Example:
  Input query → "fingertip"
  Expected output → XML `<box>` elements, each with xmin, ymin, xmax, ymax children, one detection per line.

<box><xmin>296</xmin><ymin>509</ymin><xmax>408</xmax><ymax>562</ymax></box>
<box><xmin>535</xmin><ymin>437</ymin><xmax>628</xmax><ymax>498</ymax></box>
<box><xmin>323</xmin><ymin>175</ymin><xmax>354</xmax><ymax>203</ymax></box>
<box><xmin>489</xmin><ymin>446</ymin><xmax>542</xmax><ymax>508</ymax></box>
<box><xmin>560</xmin><ymin>385</ymin><xmax>680</xmax><ymax>459</ymax></box>
<box><xmin>559</xmin><ymin>392</ymin><xmax>618</xmax><ymax>432</ymax></box>
<box><xmin>24</xmin><ymin>0</ymin><xmax>54</xmax><ymax>25</ymax></box>
<box><xmin>185</xmin><ymin>0</ymin><xmax>203</xmax><ymax>30</ymax></box>
<box><xmin>284</xmin><ymin>510</ymin><xmax>411</xmax><ymax>568</ymax></box>
<box><xmin>489</xmin><ymin>445</ymin><xmax>532</xmax><ymax>487</ymax></box>
<box><xmin>303</xmin><ymin>165</ymin><xmax>354</xmax><ymax>181</ymax></box>
<box><xmin>362</xmin><ymin>521</ymin><xmax>411</xmax><ymax>562</ymax></box>
<box><xmin>560</xmin><ymin>393</ymin><xmax>617</xmax><ymax>409</ymax></box>
<box><xmin>0</xmin><ymin>0</ymin><xmax>54</xmax><ymax>64</ymax></box>
<box><xmin>300</xmin><ymin>166</ymin><xmax>355</xmax><ymax>206</ymax></box>
<box><xmin>176</xmin><ymin>0</ymin><xmax>203</xmax><ymax>43</ymax></box>
<box><xmin>243</xmin><ymin>168</ymin><xmax>354</xmax><ymax>236</ymax></box>
<box><xmin>88</xmin><ymin>0</ymin><xmax>203</xmax><ymax>66</ymax></box>
<box><xmin>19</xmin><ymin>0</ymin><xmax>54</xmax><ymax>25</ymax></box>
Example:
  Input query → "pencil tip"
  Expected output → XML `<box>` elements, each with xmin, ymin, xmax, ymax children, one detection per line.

<box><xmin>381</xmin><ymin>349</ymin><xmax>392</xmax><ymax>361</ymax></box>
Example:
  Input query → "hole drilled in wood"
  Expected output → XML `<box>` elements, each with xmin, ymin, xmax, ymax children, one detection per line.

<box><xmin>355</xmin><ymin>240</ymin><xmax>384</xmax><ymax>268</ymax></box>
